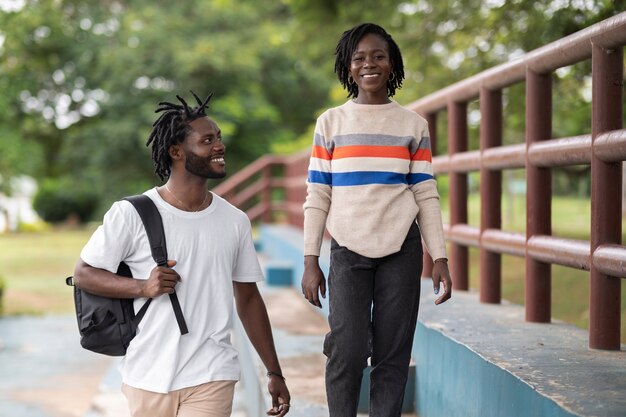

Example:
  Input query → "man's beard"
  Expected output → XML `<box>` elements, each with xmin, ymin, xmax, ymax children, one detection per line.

<box><xmin>185</xmin><ymin>151</ymin><xmax>226</xmax><ymax>179</ymax></box>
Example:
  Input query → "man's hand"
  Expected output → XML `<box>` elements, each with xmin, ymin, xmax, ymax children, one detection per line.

<box><xmin>140</xmin><ymin>260</ymin><xmax>180</xmax><ymax>297</ymax></box>
<box><xmin>266</xmin><ymin>375</ymin><xmax>291</xmax><ymax>416</ymax></box>
<box><xmin>432</xmin><ymin>259</ymin><xmax>452</xmax><ymax>305</ymax></box>
<box><xmin>301</xmin><ymin>256</ymin><xmax>326</xmax><ymax>308</ymax></box>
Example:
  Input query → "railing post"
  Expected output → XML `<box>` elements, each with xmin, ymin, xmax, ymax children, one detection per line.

<box><xmin>261</xmin><ymin>164</ymin><xmax>272</xmax><ymax>223</ymax></box>
<box><xmin>285</xmin><ymin>154</ymin><xmax>308</xmax><ymax>229</ymax></box>
<box><xmin>422</xmin><ymin>112</ymin><xmax>437</xmax><ymax>279</ymax></box>
<box><xmin>479</xmin><ymin>88</ymin><xmax>502</xmax><ymax>303</ymax></box>
<box><xmin>525</xmin><ymin>70</ymin><xmax>552</xmax><ymax>323</ymax></box>
<box><xmin>448</xmin><ymin>101</ymin><xmax>469</xmax><ymax>290</ymax></box>
<box><xmin>590</xmin><ymin>44</ymin><xmax>623</xmax><ymax>350</ymax></box>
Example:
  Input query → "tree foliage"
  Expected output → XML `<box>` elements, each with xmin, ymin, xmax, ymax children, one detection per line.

<box><xmin>0</xmin><ymin>0</ymin><xmax>622</xmax><ymax>216</ymax></box>
<box><xmin>33</xmin><ymin>176</ymin><xmax>99</xmax><ymax>223</ymax></box>
<box><xmin>0</xmin><ymin>0</ymin><xmax>330</xmax><ymax>215</ymax></box>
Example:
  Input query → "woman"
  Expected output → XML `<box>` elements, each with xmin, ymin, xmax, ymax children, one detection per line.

<box><xmin>301</xmin><ymin>23</ymin><xmax>452</xmax><ymax>417</ymax></box>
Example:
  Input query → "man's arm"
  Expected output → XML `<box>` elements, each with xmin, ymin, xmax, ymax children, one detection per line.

<box><xmin>233</xmin><ymin>282</ymin><xmax>290</xmax><ymax>416</ymax></box>
<box><xmin>73</xmin><ymin>259</ymin><xmax>181</xmax><ymax>298</ymax></box>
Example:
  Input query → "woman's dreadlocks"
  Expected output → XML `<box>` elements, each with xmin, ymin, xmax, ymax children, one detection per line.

<box><xmin>334</xmin><ymin>23</ymin><xmax>405</xmax><ymax>99</ymax></box>
<box><xmin>146</xmin><ymin>91</ymin><xmax>214</xmax><ymax>181</ymax></box>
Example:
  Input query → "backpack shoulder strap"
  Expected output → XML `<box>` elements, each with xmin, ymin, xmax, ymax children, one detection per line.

<box><xmin>124</xmin><ymin>195</ymin><xmax>168</xmax><ymax>266</ymax></box>
<box><xmin>123</xmin><ymin>194</ymin><xmax>189</xmax><ymax>335</ymax></box>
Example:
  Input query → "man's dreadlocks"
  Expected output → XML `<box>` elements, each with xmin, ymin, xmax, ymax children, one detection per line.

<box><xmin>334</xmin><ymin>23</ymin><xmax>404</xmax><ymax>99</ymax></box>
<box><xmin>146</xmin><ymin>91</ymin><xmax>214</xmax><ymax>181</ymax></box>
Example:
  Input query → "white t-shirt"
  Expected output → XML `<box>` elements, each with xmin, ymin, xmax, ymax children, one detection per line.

<box><xmin>80</xmin><ymin>188</ymin><xmax>263</xmax><ymax>393</ymax></box>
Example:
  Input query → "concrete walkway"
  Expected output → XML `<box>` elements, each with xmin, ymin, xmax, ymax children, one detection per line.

<box><xmin>0</xmin><ymin>314</ymin><xmax>249</xmax><ymax>417</ymax></box>
<box><xmin>0</xmin><ymin>315</ymin><xmax>111</xmax><ymax>417</ymax></box>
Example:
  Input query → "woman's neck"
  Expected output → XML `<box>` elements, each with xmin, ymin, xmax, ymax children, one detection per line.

<box><xmin>352</xmin><ymin>91</ymin><xmax>391</xmax><ymax>105</ymax></box>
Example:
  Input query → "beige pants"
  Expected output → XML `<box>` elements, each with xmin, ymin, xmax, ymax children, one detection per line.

<box><xmin>122</xmin><ymin>380</ymin><xmax>237</xmax><ymax>417</ymax></box>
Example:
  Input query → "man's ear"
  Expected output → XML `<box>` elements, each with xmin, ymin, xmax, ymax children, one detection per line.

<box><xmin>169</xmin><ymin>144</ymin><xmax>183</xmax><ymax>161</ymax></box>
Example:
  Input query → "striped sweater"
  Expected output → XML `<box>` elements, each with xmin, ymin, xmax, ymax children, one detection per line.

<box><xmin>303</xmin><ymin>99</ymin><xmax>447</xmax><ymax>259</ymax></box>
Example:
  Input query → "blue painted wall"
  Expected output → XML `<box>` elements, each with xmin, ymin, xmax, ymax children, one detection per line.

<box><xmin>260</xmin><ymin>224</ymin><xmax>330</xmax><ymax>317</ymax></box>
<box><xmin>413</xmin><ymin>324</ymin><xmax>576</xmax><ymax>417</ymax></box>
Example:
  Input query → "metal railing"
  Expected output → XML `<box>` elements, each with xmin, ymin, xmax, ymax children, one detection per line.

<box><xmin>214</xmin><ymin>12</ymin><xmax>626</xmax><ymax>350</ymax></box>
<box><xmin>212</xmin><ymin>151</ymin><xmax>308</xmax><ymax>226</ymax></box>
<box><xmin>406</xmin><ymin>12</ymin><xmax>626</xmax><ymax>350</ymax></box>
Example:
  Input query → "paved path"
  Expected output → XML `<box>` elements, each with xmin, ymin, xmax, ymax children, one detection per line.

<box><xmin>0</xmin><ymin>314</ymin><xmax>249</xmax><ymax>417</ymax></box>
<box><xmin>0</xmin><ymin>315</ymin><xmax>111</xmax><ymax>417</ymax></box>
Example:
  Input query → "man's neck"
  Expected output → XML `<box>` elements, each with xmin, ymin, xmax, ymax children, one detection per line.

<box><xmin>160</xmin><ymin>178</ymin><xmax>212</xmax><ymax>212</ymax></box>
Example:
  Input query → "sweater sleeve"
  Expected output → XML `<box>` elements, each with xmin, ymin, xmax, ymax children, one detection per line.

<box><xmin>409</xmin><ymin>126</ymin><xmax>447</xmax><ymax>260</ymax></box>
<box><xmin>302</xmin><ymin>119</ymin><xmax>332</xmax><ymax>256</ymax></box>
<box><xmin>413</xmin><ymin>180</ymin><xmax>447</xmax><ymax>260</ymax></box>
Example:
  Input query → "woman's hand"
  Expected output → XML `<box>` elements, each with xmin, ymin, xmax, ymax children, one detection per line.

<box><xmin>301</xmin><ymin>255</ymin><xmax>326</xmax><ymax>308</ymax></box>
<box><xmin>432</xmin><ymin>259</ymin><xmax>452</xmax><ymax>305</ymax></box>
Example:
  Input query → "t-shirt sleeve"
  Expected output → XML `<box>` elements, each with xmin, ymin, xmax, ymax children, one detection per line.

<box><xmin>232</xmin><ymin>217</ymin><xmax>264</xmax><ymax>283</ymax></box>
<box><xmin>80</xmin><ymin>201</ymin><xmax>135</xmax><ymax>273</ymax></box>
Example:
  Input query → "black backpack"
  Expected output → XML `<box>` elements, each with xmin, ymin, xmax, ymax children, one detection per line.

<box><xmin>66</xmin><ymin>194</ymin><xmax>188</xmax><ymax>356</ymax></box>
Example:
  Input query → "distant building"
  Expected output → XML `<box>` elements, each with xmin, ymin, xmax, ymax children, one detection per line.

<box><xmin>0</xmin><ymin>176</ymin><xmax>40</xmax><ymax>233</ymax></box>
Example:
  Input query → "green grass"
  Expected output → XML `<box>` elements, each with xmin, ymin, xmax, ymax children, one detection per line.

<box><xmin>441</xmin><ymin>193</ymin><xmax>600</xmax><ymax>237</ymax></box>
<box><xmin>0</xmin><ymin>225</ymin><xmax>96</xmax><ymax>315</ymax></box>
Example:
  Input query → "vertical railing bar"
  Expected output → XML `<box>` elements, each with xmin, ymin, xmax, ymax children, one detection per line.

<box><xmin>422</xmin><ymin>112</ymin><xmax>438</xmax><ymax>279</ymax></box>
<box><xmin>525</xmin><ymin>70</ymin><xmax>553</xmax><ymax>323</ymax></box>
<box><xmin>479</xmin><ymin>88</ymin><xmax>503</xmax><ymax>304</ymax></box>
<box><xmin>261</xmin><ymin>164</ymin><xmax>272</xmax><ymax>223</ymax></box>
<box><xmin>448</xmin><ymin>101</ymin><xmax>469</xmax><ymax>290</ymax></box>
<box><xmin>290</xmin><ymin>151</ymin><xmax>311</xmax><ymax>229</ymax></box>
<box><xmin>589</xmin><ymin>44</ymin><xmax>623</xmax><ymax>350</ymax></box>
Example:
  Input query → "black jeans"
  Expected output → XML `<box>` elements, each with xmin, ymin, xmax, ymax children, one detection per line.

<box><xmin>324</xmin><ymin>222</ymin><xmax>423</xmax><ymax>417</ymax></box>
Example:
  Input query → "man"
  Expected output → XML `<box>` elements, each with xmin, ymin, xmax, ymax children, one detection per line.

<box><xmin>74</xmin><ymin>91</ymin><xmax>290</xmax><ymax>417</ymax></box>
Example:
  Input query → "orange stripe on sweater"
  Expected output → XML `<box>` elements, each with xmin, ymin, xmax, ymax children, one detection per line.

<box><xmin>411</xmin><ymin>148</ymin><xmax>432</xmax><ymax>162</ymax></box>
<box><xmin>333</xmin><ymin>145</ymin><xmax>410</xmax><ymax>160</ymax></box>
<box><xmin>311</xmin><ymin>145</ymin><xmax>332</xmax><ymax>160</ymax></box>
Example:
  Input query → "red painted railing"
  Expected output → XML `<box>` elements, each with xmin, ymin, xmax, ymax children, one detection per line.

<box><xmin>212</xmin><ymin>151</ymin><xmax>309</xmax><ymax>226</ymax></box>
<box><xmin>406</xmin><ymin>12</ymin><xmax>626</xmax><ymax>350</ymax></box>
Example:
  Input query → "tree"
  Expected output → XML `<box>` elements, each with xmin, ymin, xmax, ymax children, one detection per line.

<box><xmin>0</xmin><ymin>0</ymin><xmax>329</xmax><ymax>216</ymax></box>
<box><xmin>0</xmin><ymin>0</ymin><xmax>621</xmax><ymax>217</ymax></box>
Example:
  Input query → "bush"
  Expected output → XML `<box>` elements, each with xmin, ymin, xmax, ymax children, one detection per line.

<box><xmin>33</xmin><ymin>178</ymin><xmax>100</xmax><ymax>223</ymax></box>
<box><xmin>17</xmin><ymin>220</ymin><xmax>51</xmax><ymax>233</ymax></box>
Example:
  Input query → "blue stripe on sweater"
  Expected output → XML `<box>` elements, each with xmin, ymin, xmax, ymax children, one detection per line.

<box><xmin>308</xmin><ymin>170</ymin><xmax>434</xmax><ymax>186</ymax></box>
<box><xmin>407</xmin><ymin>173</ymin><xmax>434</xmax><ymax>185</ymax></box>
<box><xmin>308</xmin><ymin>170</ymin><xmax>332</xmax><ymax>185</ymax></box>
<box><xmin>332</xmin><ymin>171</ymin><xmax>406</xmax><ymax>186</ymax></box>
